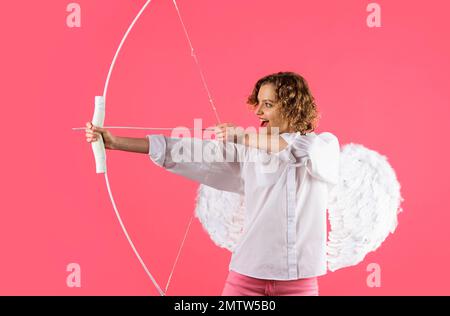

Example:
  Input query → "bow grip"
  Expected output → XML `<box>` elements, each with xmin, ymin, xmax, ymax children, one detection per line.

<box><xmin>91</xmin><ymin>96</ymin><xmax>106</xmax><ymax>173</ymax></box>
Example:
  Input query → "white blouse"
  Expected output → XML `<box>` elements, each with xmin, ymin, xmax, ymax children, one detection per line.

<box><xmin>147</xmin><ymin>131</ymin><xmax>340</xmax><ymax>280</ymax></box>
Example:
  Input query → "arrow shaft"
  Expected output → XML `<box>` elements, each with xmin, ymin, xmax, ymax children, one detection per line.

<box><xmin>73</xmin><ymin>126</ymin><xmax>215</xmax><ymax>131</ymax></box>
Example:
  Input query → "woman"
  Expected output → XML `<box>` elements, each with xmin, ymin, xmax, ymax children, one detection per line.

<box><xmin>85</xmin><ymin>72</ymin><xmax>340</xmax><ymax>296</ymax></box>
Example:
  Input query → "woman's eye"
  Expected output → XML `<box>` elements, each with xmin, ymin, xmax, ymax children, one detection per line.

<box><xmin>265</xmin><ymin>103</ymin><xmax>272</xmax><ymax>108</ymax></box>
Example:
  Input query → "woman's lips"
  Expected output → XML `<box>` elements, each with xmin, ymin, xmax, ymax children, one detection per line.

<box><xmin>260</xmin><ymin>119</ymin><xmax>269</xmax><ymax>127</ymax></box>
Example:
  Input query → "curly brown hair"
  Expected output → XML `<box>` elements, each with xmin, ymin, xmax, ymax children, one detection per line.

<box><xmin>246</xmin><ymin>71</ymin><xmax>320</xmax><ymax>135</ymax></box>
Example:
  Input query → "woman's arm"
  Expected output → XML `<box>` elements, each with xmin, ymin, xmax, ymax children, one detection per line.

<box><xmin>214</xmin><ymin>123</ymin><xmax>288</xmax><ymax>153</ymax></box>
<box><xmin>112</xmin><ymin>136</ymin><xmax>149</xmax><ymax>154</ymax></box>
<box><xmin>86</xmin><ymin>123</ymin><xmax>244</xmax><ymax>193</ymax></box>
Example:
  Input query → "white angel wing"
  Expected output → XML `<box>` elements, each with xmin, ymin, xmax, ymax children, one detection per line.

<box><xmin>194</xmin><ymin>184</ymin><xmax>245</xmax><ymax>251</ymax></box>
<box><xmin>326</xmin><ymin>143</ymin><xmax>404</xmax><ymax>271</ymax></box>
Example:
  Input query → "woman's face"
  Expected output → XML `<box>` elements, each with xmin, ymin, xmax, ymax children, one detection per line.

<box><xmin>254</xmin><ymin>83</ymin><xmax>293</xmax><ymax>134</ymax></box>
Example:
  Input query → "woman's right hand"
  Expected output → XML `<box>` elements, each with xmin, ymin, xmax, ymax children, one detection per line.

<box><xmin>85</xmin><ymin>122</ymin><xmax>116</xmax><ymax>150</ymax></box>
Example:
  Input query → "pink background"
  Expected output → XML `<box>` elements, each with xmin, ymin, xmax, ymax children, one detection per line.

<box><xmin>1</xmin><ymin>0</ymin><xmax>449</xmax><ymax>295</ymax></box>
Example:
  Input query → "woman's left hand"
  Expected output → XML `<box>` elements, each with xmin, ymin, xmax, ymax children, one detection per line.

<box><xmin>214</xmin><ymin>123</ymin><xmax>245</xmax><ymax>143</ymax></box>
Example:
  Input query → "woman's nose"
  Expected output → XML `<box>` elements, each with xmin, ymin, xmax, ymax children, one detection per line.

<box><xmin>254</xmin><ymin>104</ymin><xmax>263</xmax><ymax>115</ymax></box>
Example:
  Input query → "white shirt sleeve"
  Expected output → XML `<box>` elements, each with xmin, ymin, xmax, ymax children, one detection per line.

<box><xmin>147</xmin><ymin>134</ymin><xmax>245</xmax><ymax>194</ymax></box>
<box><xmin>280</xmin><ymin>132</ymin><xmax>340</xmax><ymax>185</ymax></box>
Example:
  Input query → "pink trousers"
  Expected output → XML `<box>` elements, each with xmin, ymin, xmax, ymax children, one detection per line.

<box><xmin>221</xmin><ymin>270</ymin><xmax>319</xmax><ymax>296</ymax></box>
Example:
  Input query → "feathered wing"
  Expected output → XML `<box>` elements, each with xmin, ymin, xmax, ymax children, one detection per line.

<box><xmin>194</xmin><ymin>184</ymin><xmax>245</xmax><ymax>252</ymax></box>
<box><xmin>326</xmin><ymin>143</ymin><xmax>404</xmax><ymax>271</ymax></box>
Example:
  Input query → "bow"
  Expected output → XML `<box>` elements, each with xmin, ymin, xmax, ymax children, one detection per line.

<box><xmin>87</xmin><ymin>0</ymin><xmax>221</xmax><ymax>296</ymax></box>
